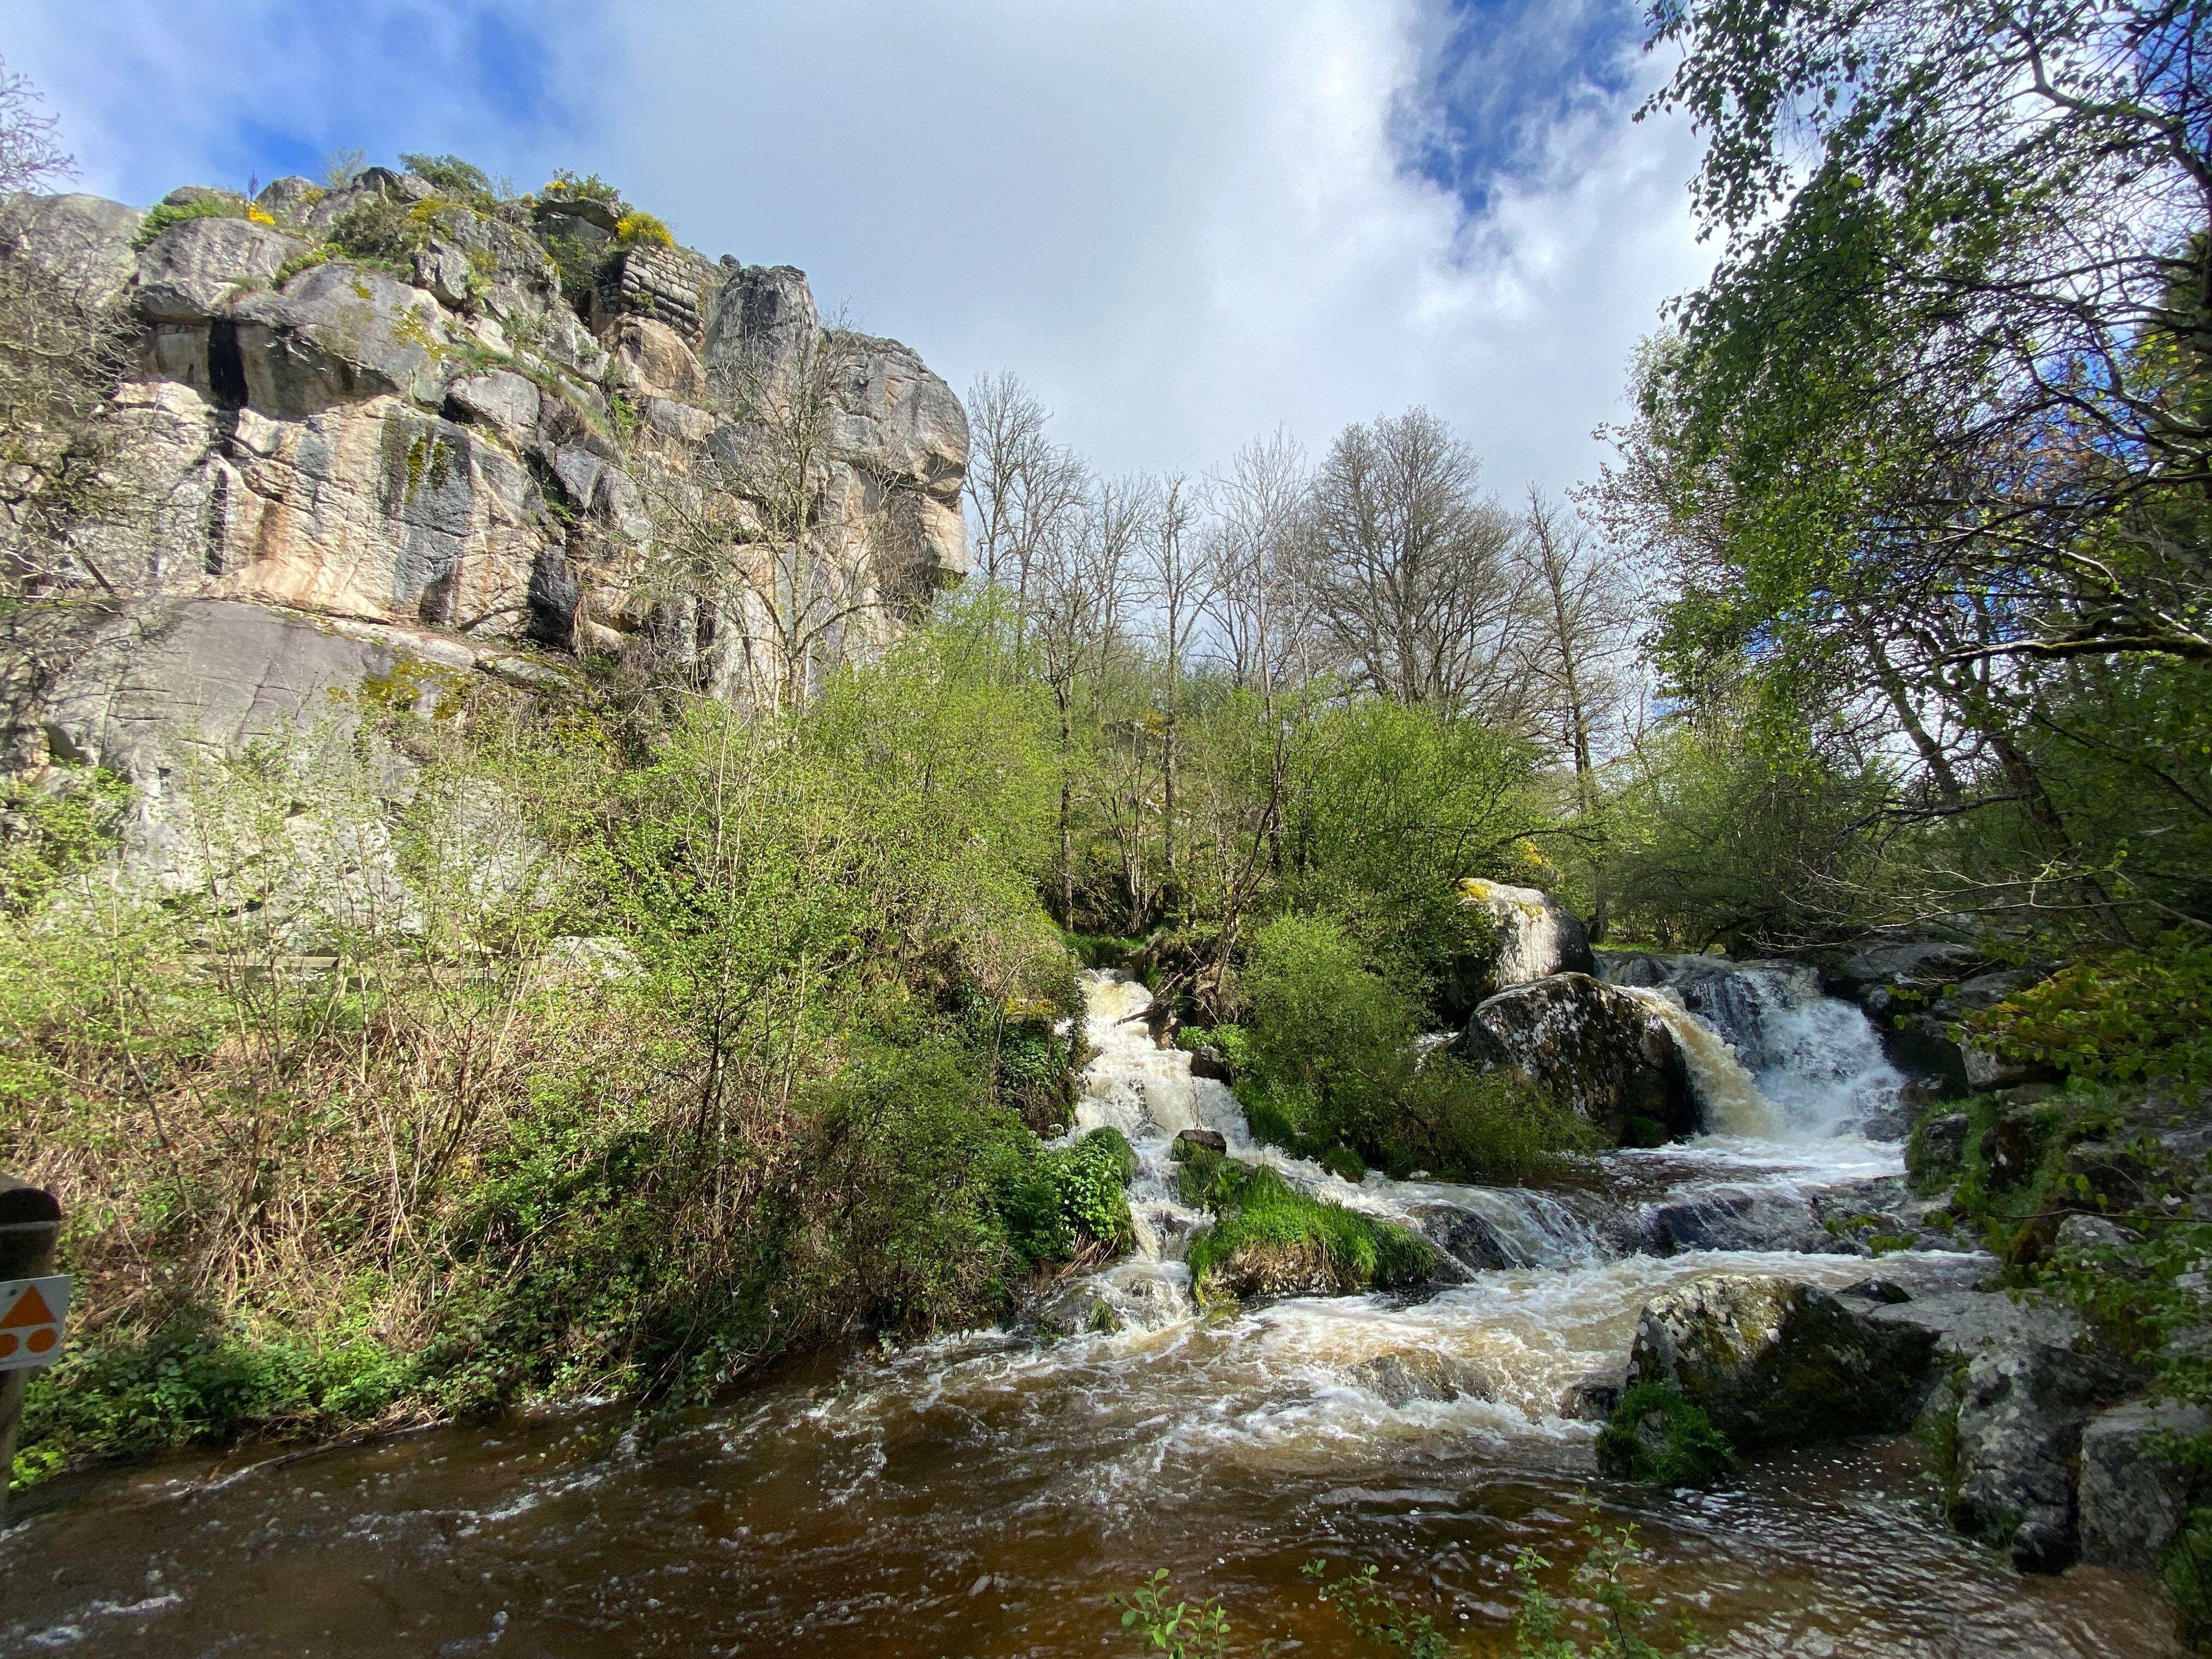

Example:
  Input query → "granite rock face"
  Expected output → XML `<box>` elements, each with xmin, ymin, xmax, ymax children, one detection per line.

<box><xmin>2078</xmin><ymin>1400</ymin><xmax>2210</xmax><ymax>1570</ymax></box>
<box><xmin>1</xmin><ymin>165</ymin><xmax>971</xmax><ymax>795</ymax></box>
<box><xmin>1460</xmin><ymin>972</ymin><xmax>1697</xmax><ymax>1141</ymax></box>
<box><xmin>1864</xmin><ymin>1289</ymin><xmax>2145</xmax><ymax>1572</ymax></box>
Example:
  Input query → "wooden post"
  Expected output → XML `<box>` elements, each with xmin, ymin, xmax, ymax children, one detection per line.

<box><xmin>0</xmin><ymin>1175</ymin><xmax>61</xmax><ymax>1522</ymax></box>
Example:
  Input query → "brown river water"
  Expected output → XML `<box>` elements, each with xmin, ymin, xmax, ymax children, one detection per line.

<box><xmin>0</xmin><ymin>972</ymin><xmax>2181</xmax><ymax>1657</ymax></box>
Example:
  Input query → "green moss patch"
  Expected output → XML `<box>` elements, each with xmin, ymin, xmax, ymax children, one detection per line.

<box><xmin>1182</xmin><ymin>1159</ymin><xmax>1432</xmax><ymax>1304</ymax></box>
<box><xmin>1596</xmin><ymin>1381</ymin><xmax>1736</xmax><ymax>1487</ymax></box>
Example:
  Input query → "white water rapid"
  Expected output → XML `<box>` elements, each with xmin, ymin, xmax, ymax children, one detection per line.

<box><xmin>6</xmin><ymin>968</ymin><xmax>2171</xmax><ymax>1658</ymax></box>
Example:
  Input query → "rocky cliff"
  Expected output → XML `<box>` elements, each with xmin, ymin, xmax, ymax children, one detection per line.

<box><xmin>0</xmin><ymin>164</ymin><xmax>969</xmax><ymax>786</ymax></box>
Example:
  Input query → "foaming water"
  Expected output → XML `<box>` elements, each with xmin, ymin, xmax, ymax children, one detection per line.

<box><xmin>0</xmin><ymin>971</ymin><xmax>2175</xmax><ymax>1658</ymax></box>
<box><xmin>1616</xmin><ymin>984</ymin><xmax>1781</xmax><ymax>1137</ymax></box>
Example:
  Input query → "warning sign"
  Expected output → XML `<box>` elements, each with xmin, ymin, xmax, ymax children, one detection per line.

<box><xmin>0</xmin><ymin>1275</ymin><xmax>70</xmax><ymax>1372</ymax></box>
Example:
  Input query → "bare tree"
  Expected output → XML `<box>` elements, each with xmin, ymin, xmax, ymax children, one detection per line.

<box><xmin>1514</xmin><ymin>490</ymin><xmax>1641</xmax><ymax>790</ymax></box>
<box><xmin>1204</xmin><ymin>430</ymin><xmax>1311</xmax><ymax>701</ymax></box>
<box><xmin>0</xmin><ymin>63</ymin><xmax>67</xmax><ymax>194</ymax></box>
<box><xmin>1028</xmin><ymin>468</ymin><xmax>1139</xmax><ymax>924</ymax></box>
<box><xmin>638</xmin><ymin>318</ymin><xmax>894</xmax><ymax>712</ymax></box>
<box><xmin>1138</xmin><ymin>471</ymin><xmax>1210</xmax><ymax>899</ymax></box>
<box><xmin>963</xmin><ymin>370</ymin><xmax>1087</xmax><ymax>663</ymax></box>
<box><xmin>1301</xmin><ymin>408</ymin><xmax>1526</xmax><ymax>718</ymax></box>
<box><xmin>1512</xmin><ymin>490</ymin><xmax>1644</xmax><ymax>938</ymax></box>
<box><xmin>0</xmin><ymin>60</ymin><xmax>142</xmax><ymax>597</ymax></box>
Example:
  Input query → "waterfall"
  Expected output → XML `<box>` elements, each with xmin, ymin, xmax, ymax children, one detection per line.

<box><xmin>1733</xmin><ymin>963</ymin><xmax>1906</xmax><ymax>1137</ymax></box>
<box><xmin>1616</xmin><ymin>984</ymin><xmax>1782</xmax><ymax>1137</ymax></box>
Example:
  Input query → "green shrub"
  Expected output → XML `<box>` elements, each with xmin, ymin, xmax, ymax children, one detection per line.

<box><xmin>1235</xmin><ymin>912</ymin><xmax>1594</xmax><ymax>1178</ymax></box>
<box><xmin>18</xmin><ymin>1311</ymin><xmax>404</xmax><ymax>1484</ymax></box>
<box><xmin>399</xmin><ymin>153</ymin><xmax>503</xmax><ymax>211</ymax></box>
<box><xmin>1396</xmin><ymin>1055</ymin><xmax>1600</xmax><ymax>1181</ymax></box>
<box><xmin>1596</xmin><ymin>1381</ymin><xmax>1735</xmax><ymax>1487</ymax></box>
<box><xmin>1042</xmin><ymin>1129</ymin><xmax>1136</xmax><ymax>1252</ymax></box>
<box><xmin>992</xmin><ymin>1017</ymin><xmax>1075</xmax><ymax>1132</ymax></box>
<box><xmin>132</xmin><ymin>196</ymin><xmax>254</xmax><ymax>247</ymax></box>
<box><xmin>615</xmin><ymin>210</ymin><xmax>674</xmax><ymax>247</ymax></box>
<box><xmin>1184</xmin><ymin>1164</ymin><xmax>1433</xmax><ymax>1301</ymax></box>
<box><xmin>326</xmin><ymin>194</ymin><xmax>420</xmax><ymax>266</ymax></box>
<box><xmin>1962</xmin><ymin>934</ymin><xmax>2212</xmax><ymax>1088</ymax></box>
<box><xmin>2168</xmin><ymin>1510</ymin><xmax>2212</xmax><ymax>1648</ymax></box>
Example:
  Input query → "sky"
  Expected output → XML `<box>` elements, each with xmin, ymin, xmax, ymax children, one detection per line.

<box><xmin>8</xmin><ymin>0</ymin><xmax>1713</xmax><ymax>500</ymax></box>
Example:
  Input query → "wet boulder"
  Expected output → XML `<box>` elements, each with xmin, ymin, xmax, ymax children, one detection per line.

<box><xmin>1627</xmin><ymin>1272</ymin><xmax>1936</xmax><ymax>1453</ymax></box>
<box><xmin>1173</xmin><ymin>1127</ymin><xmax>1227</xmax><ymax>1156</ymax></box>
<box><xmin>2078</xmin><ymin>1400</ymin><xmax>2211</xmax><ymax>1570</ymax></box>
<box><xmin>1559</xmin><ymin>1369</ymin><xmax>1626</xmax><ymax>1421</ymax></box>
<box><xmin>1408</xmin><ymin>1201</ymin><xmax>1522</xmax><ymax>1271</ymax></box>
<box><xmin>1865</xmin><ymin>1289</ymin><xmax>2145</xmax><ymax>1572</ymax></box>
<box><xmin>1460</xmin><ymin>973</ymin><xmax>1696</xmax><ymax>1142</ymax></box>
<box><xmin>1947</xmin><ymin>1341</ymin><xmax>2140</xmax><ymax>1572</ymax></box>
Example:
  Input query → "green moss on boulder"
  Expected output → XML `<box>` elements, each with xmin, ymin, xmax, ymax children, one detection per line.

<box><xmin>1597</xmin><ymin>1380</ymin><xmax>1736</xmax><ymax>1486</ymax></box>
<box><xmin>1628</xmin><ymin>1272</ymin><xmax>1937</xmax><ymax>1453</ymax></box>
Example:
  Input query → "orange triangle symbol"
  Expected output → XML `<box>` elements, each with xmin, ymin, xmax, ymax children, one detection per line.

<box><xmin>1</xmin><ymin>1285</ymin><xmax>55</xmax><ymax>1328</ymax></box>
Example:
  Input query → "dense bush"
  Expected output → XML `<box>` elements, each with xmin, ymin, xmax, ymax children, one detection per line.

<box><xmin>1962</xmin><ymin>935</ymin><xmax>2212</xmax><ymax>1089</ymax></box>
<box><xmin>5</xmin><ymin>629</ymin><xmax>1097</xmax><ymax>1483</ymax></box>
<box><xmin>1234</xmin><ymin>912</ymin><xmax>1595</xmax><ymax>1178</ymax></box>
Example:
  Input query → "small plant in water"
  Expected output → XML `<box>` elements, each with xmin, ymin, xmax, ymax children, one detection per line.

<box><xmin>1115</xmin><ymin>1570</ymin><xmax>1263</xmax><ymax>1658</ymax></box>
<box><xmin>1302</xmin><ymin>1561</ymin><xmax>1454</xmax><ymax>1656</ymax></box>
<box><xmin>1512</xmin><ymin>1510</ymin><xmax>1695</xmax><ymax>1659</ymax></box>
<box><xmin>1114</xmin><ymin>1503</ymin><xmax>1699</xmax><ymax>1658</ymax></box>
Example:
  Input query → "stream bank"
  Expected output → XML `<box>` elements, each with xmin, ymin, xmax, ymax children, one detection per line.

<box><xmin>0</xmin><ymin>969</ymin><xmax>2182</xmax><ymax>1657</ymax></box>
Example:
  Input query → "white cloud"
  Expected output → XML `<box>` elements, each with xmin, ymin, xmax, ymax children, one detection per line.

<box><xmin>13</xmin><ymin>0</ymin><xmax>1710</xmax><ymax>501</ymax></box>
<box><xmin>5</xmin><ymin>2</ymin><xmax>610</xmax><ymax>209</ymax></box>
<box><xmin>607</xmin><ymin>0</ymin><xmax>1712</xmax><ymax>498</ymax></box>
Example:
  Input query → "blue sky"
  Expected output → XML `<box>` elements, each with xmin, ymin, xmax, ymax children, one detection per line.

<box><xmin>9</xmin><ymin>0</ymin><xmax>1708</xmax><ymax>496</ymax></box>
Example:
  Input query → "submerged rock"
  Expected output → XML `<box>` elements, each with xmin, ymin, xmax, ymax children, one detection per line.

<box><xmin>1460</xmin><ymin>972</ymin><xmax>1697</xmax><ymax>1142</ymax></box>
<box><xmin>1343</xmin><ymin>1351</ymin><xmax>1491</xmax><ymax>1406</ymax></box>
<box><xmin>1627</xmin><ymin>1272</ymin><xmax>1935</xmax><ymax>1453</ymax></box>
<box><xmin>1408</xmin><ymin>1201</ymin><xmax>1522</xmax><ymax>1271</ymax></box>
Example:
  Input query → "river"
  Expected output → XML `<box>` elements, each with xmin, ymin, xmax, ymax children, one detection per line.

<box><xmin>0</xmin><ymin>970</ymin><xmax>2179</xmax><ymax>1657</ymax></box>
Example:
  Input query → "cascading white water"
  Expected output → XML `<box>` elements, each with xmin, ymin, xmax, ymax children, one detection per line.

<box><xmin>1615</xmin><ymin>984</ymin><xmax>1782</xmax><ymax>1137</ymax></box>
<box><xmin>1598</xmin><ymin>954</ymin><xmax>1909</xmax><ymax>1139</ymax></box>
<box><xmin>1063</xmin><ymin>970</ymin><xmax>1606</xmax><ymax>1320</ymax></box>
<box><xmin>1733</xmin><ymin>962</ymin><xmax>1908</xmax><ymax>1136</ymax></box>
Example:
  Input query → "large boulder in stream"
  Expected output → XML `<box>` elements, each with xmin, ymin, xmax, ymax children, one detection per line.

<box><xmin>1458</xmin><ymin>973</ymin><xmax>1697</xmax><ymax>1142</ymax></box>
<box><xmin>1444</xmin><ymin>879</ymin><xmax>1595</xmax><ymax>1016</ymax></box>
<box><xmin>1627</xmin><ymin>1273</ymin><xmax>1936</xmax><ymax>1453</ymax></box>
<box><xmin>1860</xmin><ymin>1290</ymin><xmax>2146</xmax><ymax>1572</ymax></box>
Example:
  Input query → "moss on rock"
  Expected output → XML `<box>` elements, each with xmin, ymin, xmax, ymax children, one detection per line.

<box><xmin>1597</xmin><ymin>1380</ymin><xmax>1736</xmax><ymax>1486</ymax></box>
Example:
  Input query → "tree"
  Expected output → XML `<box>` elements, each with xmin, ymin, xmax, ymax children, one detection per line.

<box><xmin>0</xmin><ymin>60</ymin><xmax>139</xmax><ymax>596</ymax></box>
<box><xmin>639</xmin><ymin>316</ymin><xmax>898</xmax><ymax>712</ymax></box>
<box><xmin>1600</xmin><ymin>0</ymin><xmax>2212</xmax><ymax>943</ymax></box>
<box><xmin>1139</xmin><ymin>471</ymin><xmax>1211</xmax><ymax>904</ymax></box>
<box><xmin>963</xmin><ymin>370</ymin><xmax>1087</xmax><ymax>666</ymax></box>
<box><xmin>1640</xmin><ymin>0</ymin><xmax>2212</xmax><ymax>665</ymax></box>
<box><xmin>1302</xmin><ymin>409</ymin><xmax>1527</xmax><ymax>719</ymax></box>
